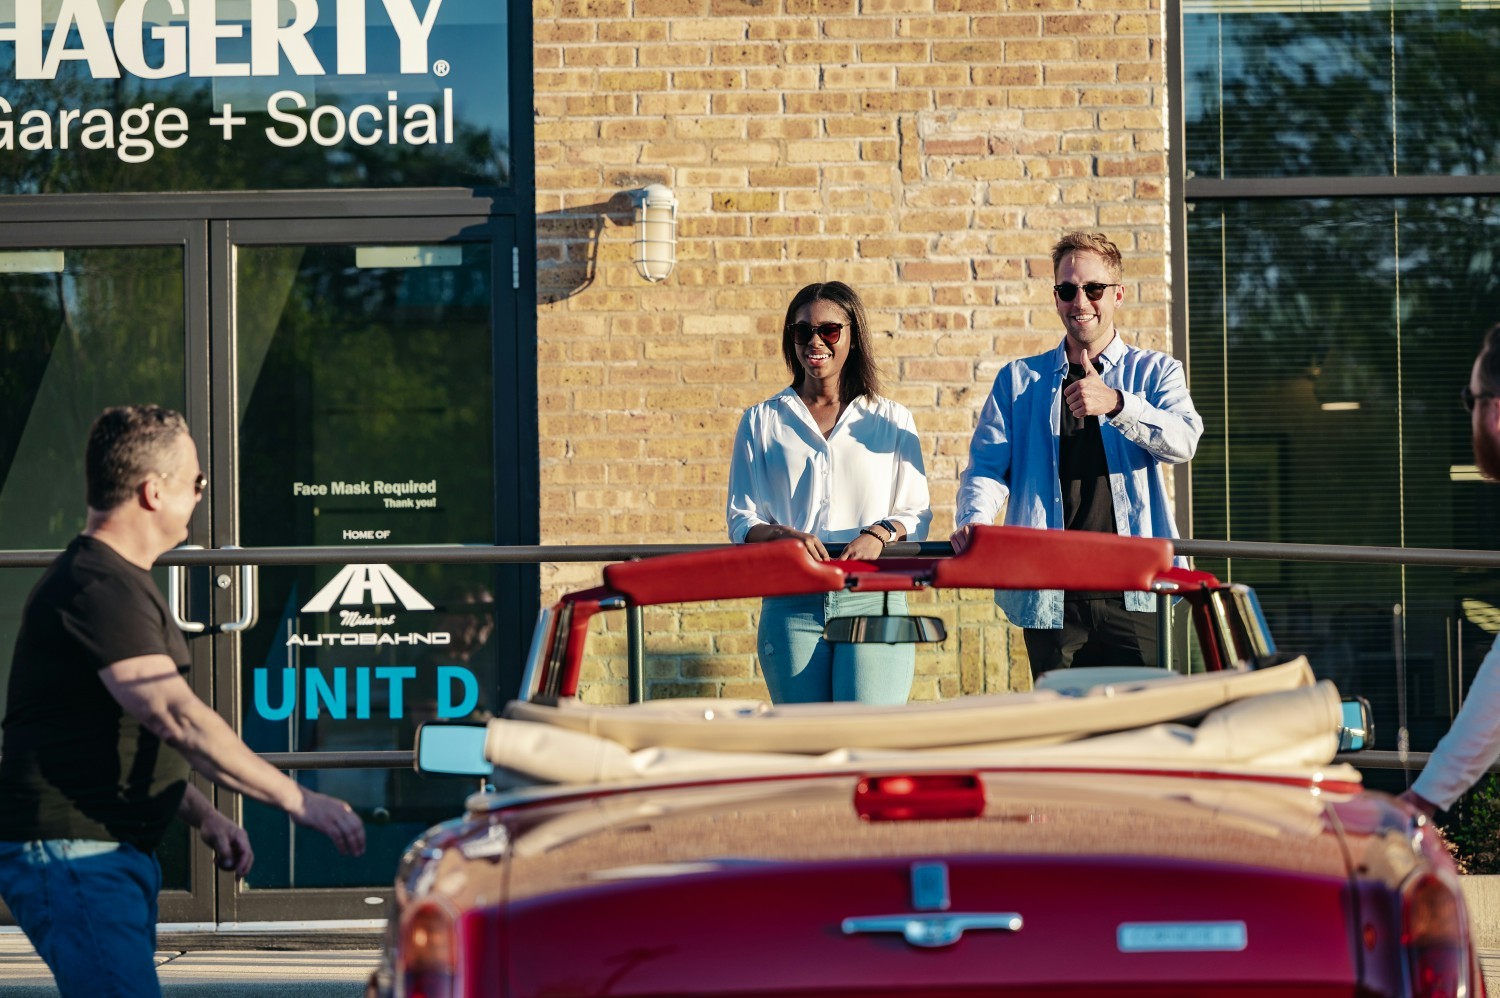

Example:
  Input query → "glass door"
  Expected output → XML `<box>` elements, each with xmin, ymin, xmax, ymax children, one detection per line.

<box><xmin>0</xmin><ymin>221</ymin><xmax>216</xmax><ymax>926</ymax></box>
<box><xmin>212</xmin><ymin>217</ymin><xmax>528</xmax><ymax>923</ymax></box>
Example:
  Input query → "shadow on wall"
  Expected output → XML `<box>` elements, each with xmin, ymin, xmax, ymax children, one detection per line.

<box><xmin>537</xmin><ymin>191</ymin><xmax>638</xmax><ymax>304</ymax></box>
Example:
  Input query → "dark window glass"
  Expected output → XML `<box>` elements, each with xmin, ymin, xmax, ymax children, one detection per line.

<box><xmin>0</xmin><ymin>0</ymin><xmax>509</xmax><ymax>193</ymax></box>
<box><xmin>1184</xmin><ymin>10</ymin><xmax>1394</xmax><ymax>179</ymax></box>
<box><xmin>1187</xmin><ymin>198</ymin><xmax>1500</xmax><ymax>753</ymax></box>
<box><xmin>1185</xmin><ymin>4</ymin><xmax>1500</xmax><ymax>178</ymax></box>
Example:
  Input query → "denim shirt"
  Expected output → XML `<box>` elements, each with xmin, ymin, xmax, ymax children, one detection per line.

<box><xmin>954</xmin><ymin>334</ymin><xmax>1203</xmax><ymax>629</ymax></box>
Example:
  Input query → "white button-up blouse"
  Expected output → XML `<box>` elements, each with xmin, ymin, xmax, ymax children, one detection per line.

<box><xmin>726</xmin><ymin>389</ymin><xmax>932</xmax><ymax>544</ymax></box>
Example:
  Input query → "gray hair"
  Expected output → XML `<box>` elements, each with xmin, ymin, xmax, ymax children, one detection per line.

<box><xmin>86</xmin><ymin>405</ymin><xmax>190</xmax><ymax>511</ymax></box>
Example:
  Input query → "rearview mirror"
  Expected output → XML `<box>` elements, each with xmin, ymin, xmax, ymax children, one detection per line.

<box><xmin>1337</xmin><ymin>696</ymin><xmax>1373</xmax><ymax>753</ymax></box>
<box><xmin>823</xmin><ymin>615</ymin><xmax>947</xmax><ymax>644</ymax></box>
<box><xmin>415</xmin><ymin>722</ymin><xmax>492</xmax><ymax>777</ymax></box>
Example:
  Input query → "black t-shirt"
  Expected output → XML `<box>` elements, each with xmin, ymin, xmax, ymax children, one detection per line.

<box><xmin>1060</xmin><ymin>361</ymin><xmax>1119</xmax><ymax>601</ymax></box>
<box><xmin>0</xmin><ymin>536</ymin><xmax>192</xmax><ymax>851</ymax></box>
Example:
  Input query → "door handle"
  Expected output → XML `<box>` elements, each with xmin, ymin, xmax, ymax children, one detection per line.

<box><xmin>841</xmin><ymin>913</ymin><xmax>1023</xmax><ymax>948</ymax></box>
<box><xmin>167</xmin><ymin>545</ymin><xmax>206</xmax><ymax>633</ymax></box>
<box><xmin>218</xmin><ymin>545</ymin><xmax>259</xmax><ymax>633</ymax></box>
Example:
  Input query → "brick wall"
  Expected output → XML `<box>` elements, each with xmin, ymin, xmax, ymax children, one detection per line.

<box><xmin>532</xmin><ymin>0</ymin><xmax>1170</xmax><ymax>700</ymax></box>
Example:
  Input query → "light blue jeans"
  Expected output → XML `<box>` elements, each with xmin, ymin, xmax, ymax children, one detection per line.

<box><xmin>0</xmin><ymin>838</ymin><xmax>162</xmax><ymax>998</ymax></box>
<box><xmin>758</xmin><ymin>590</ymin><xmax>915</xmax><ymax>705</ymax></box>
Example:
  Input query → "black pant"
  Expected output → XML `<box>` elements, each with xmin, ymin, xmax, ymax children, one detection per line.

<box><xmin>1022</xmin><ymin>596</ymin><xmax>1159</xmax><ymax>673</ymax></box>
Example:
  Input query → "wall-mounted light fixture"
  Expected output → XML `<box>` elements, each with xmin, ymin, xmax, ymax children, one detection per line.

<box><xmin>631</xmin><ymin>183</ymin><xmax>677</xmax><ymax>283</ymax></box>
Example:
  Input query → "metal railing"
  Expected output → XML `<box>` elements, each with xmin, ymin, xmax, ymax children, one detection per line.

<box><xmin>3</xmin><ymin>536</ymin><xmax>1499</xmax><ymax>773</ymax></box>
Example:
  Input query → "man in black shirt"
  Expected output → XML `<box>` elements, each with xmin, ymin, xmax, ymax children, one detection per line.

<box><xmin>0</xmin><ymin>405</ymin><xmax>365</xmax><ymax>997</ymax></box>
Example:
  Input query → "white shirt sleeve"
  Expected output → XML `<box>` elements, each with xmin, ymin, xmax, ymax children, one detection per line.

<box><xmin>1104</xmin><ymin>356</ymin><xmax>1202</xmax><ymax>465</ymax></box>
<box><xmin>1411</xmin><ymin>630</ymin><xmax>1500</xmax><ymax>811</ymax></box>
<box><xmin>888</xmin><ymin>404</ymin><xmax>931</xmax><ymax>541</ymax></box>
<box><xmin>725</xmin><ymin>408</ymin><xmax>767</xmax><ymax>543</ymax></box>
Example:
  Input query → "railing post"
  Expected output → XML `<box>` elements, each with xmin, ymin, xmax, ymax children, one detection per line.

<box><xmin>628</xmin><ymin>602</ymin><xmax>645</xmax><ymax>703</ymax></box>
<box><xmin>1157</xmin><ymin>592</ymin><xmax>1172</xmax><ymax>673</ymax></box>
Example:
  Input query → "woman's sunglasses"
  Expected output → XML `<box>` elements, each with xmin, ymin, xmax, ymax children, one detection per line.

<box><xmin>1053</xmin><ymin>282</ymin><xmax>1121</xmax><ymax>303</ymax></box>
<box><xmin>788</xmin><ymin>321</ymin><xmax>845</xmax><ymax>345</ymax></box>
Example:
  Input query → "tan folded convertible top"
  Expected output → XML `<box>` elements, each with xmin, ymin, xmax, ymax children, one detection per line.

<box><xmin>503</xmin><ymin>658</ymin><xmax>1316</xmax><ymax>754</ymax></box>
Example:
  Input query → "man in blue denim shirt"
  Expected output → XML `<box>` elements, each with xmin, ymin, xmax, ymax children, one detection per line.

<box><xmin>951</xmin><ymin>232</ymin><xmax>1202</xmax><ymax>671</ymax></box>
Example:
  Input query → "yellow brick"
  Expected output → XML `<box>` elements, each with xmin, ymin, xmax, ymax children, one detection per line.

<box><xmin>536</xmin><ymin>22</ymin><xmax>594</xmax><ymax>43</ymax></box>
<box><xmin>971</xmin><ymin>13</ymin><xmax>1041</xmax><ymax>35</ymax></box>
<box><xmin>672</xmin><ymin>69</ymin><xmax>744</xmax><ymax>89</ymax></box>
<box><xmin>858</xmin><ymin>41</ymin><xmax>929</xmax><ymax>61</ymax></box>
<box><xmin>821</xmin><ymin>16</ymin><xmax>892</xmax><ymax>37</ymax></box>
<box><xmin>786</xmin><ymin>0</ymin><xmax>857</xmax><ymax>10</ymax></box>
<box><xmin>534</xmin><ymin>69</ymin><xmax>596</xmax><ymax>92</ymax></box>
<box><xmin>558</xmin><ymin>0</ymin><xmax>628</xmax><ymax>14</ymax></box>
<box><xmin>972</xmin><ymin>65</ymin><xmax>1041</xmax><ymax>87</ymax></box>
<box><xmin>787</xmin><ymin>139</ymin><xmax>861</xmax><ymax>162</ymax></box>
<box><xmin>564</xmin><ymin>46</ymin><xmax>636</xmax><ymax>68</ymax></box>
<box><xmin>747</xmin><ymin>18</ymin><xmax>821</xmax><ymax>39</ymax></box>
<box><xmin>900</xmin><ymin>208</ymin><xmax>971</xmax><ymax>231</ymax></box>
<box><xmin>674</xmin><ymin>116</ymin><xmax>748</xmax><ymax>139</ymax></box>
<box><xmin>861</xmin><ymin>91</ymin><xmax>932</xmax><ymax>112</ymax></box>
<box><xmin>635</xmin><ymin>0</ymin><xmax>707</xmax><ymax>11</ymax></box>
<box><xmin>896</xmin><ymin>65</ymin><xmax>969</xmax><ymax>87</ymax></box>
<box><xmin>712</xmin><ymin>42</ymin><xmax>781</xmax><ymax>63</ymax></box>
<box><xmin>745</xmin><ymin>66</ymin><xmax>821</xmax><ymax>89</ymax></box>
<box><xmin>713</xmin><ymin>93</ymin><xmax>782</xmax><ymax>115</ymax></box>
<box><xmin>863</xmin><ymin>0</ymin><xmax>934</xmax><ymax>11</ymax></box>
<box><xmin>1078</xmin><ymin>37</ymin><xmax>1150</xmax><ymax>60</ymax></box>
<box><xmin>711</xmin><ymin>0</ymin><xmax>783</xmax><ymax>12</ymax></box>
<box><xmin>598</xmin><ymin>21</ymin><xmax>668</xmax><ymax>42</ymax></box>
<box><xmin>785</xmin><ymin>42</ymin><xmax>857</xmax><ymax>62</ymax></box>
<box><xmin>598</xmin><ymin>70</ymin><xmax>668</xmax><ymax>91</ymax></box>
<box><xmin>638</xmin><ymin>43</ymin><xmax>714</xmax><ymax>66</ymax></box>
<box><xmin>825</xmin><ymin>66</ymin><xmax>897</xmax><ymax>90</ymax></box>
<box><xmin>672</xmin><ymin>19</ymin><xmax>751</xmax><ymax>40</ymax></box>
<box><xmin>785</xmin><ymin>92</ymin><xmax>856</xmax><ymax>114</ymax></box>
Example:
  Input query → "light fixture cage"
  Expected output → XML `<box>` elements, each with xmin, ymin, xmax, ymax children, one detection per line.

<box><xmin>632</xmin><ymin>183</ymin><xmax>677</xmax><ymax>283</ymax></box>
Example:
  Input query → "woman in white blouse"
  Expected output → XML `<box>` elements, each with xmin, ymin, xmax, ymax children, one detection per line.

<box><xmin>726</xmin><ymin>282</ymin><xmax>931</xmax><ymax>704</ymax></box>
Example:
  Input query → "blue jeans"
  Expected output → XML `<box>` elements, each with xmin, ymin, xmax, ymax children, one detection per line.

<box><xmin>0</xmin><ymin>839</ymin><xmax>162</xmax><ymax>998</ymax></box>
<box><xmin>758</xmin><ymin>591</ymin><xmax>915</xmax><ymax>705</ymax></box>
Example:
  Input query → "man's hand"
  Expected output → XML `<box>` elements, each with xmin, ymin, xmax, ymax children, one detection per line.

<box><xmin>197</xmin><ymin>809</ymin><xmax>254</xmax><ymax>879</ymax></box>
<box><xmin>1398</xmin><ymin>788</ymin><xmax>1438</xmax><ymax>820</ymax></box>
<box><xmin>291</xmin><ymin>789</ymin><xmax>367</xmax><ymax>857</ymax></box>
<box><xmin>1063</xmin><ymin>353</ymin><xmax>1124</xmax><ymax>419</ymax></box>
<box><xmin>950</xmin><ymin>524</ymin><xmax>975</xmax><ymax>554</ymax></box>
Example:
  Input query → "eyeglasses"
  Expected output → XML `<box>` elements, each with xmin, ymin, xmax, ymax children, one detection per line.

<box><xmin>1053</xmin><ymin>282</ymin><xmax>1121</xmax><ymax>303</ymax></box>
<box><xmin>788</xmin><ymin>321</ymin><xmax>845</xmax><ymax>345</ymax></box>
<box><xmin>156</xmin><ymin>470</ymin><xmax>208</xmax><ymax>495</ymax></box>
<box><xmin>1462</xmin><ymin>386</ymin><xmax>1497</xmax><ymax>413</ymax></box>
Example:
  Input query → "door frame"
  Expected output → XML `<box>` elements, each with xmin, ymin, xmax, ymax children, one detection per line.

<box><xmin>208</xmin><ymin>214</ymin><xmax>529</xmax><ymax>924</ymax></box>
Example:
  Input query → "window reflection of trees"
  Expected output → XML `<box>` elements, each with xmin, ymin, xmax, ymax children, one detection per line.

<box><xmin>1185</xmin><ymin>9</ymin><xmax>1500</xmax><ymax>178</ymax></box>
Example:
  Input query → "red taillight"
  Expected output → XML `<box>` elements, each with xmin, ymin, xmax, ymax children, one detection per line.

<box><xmin>854</xmin><ymin>773</ymin><xmax>986</xmax><ymax>821</ymax></box>
<box><xmin>1402</xmin><ymin>873</ymin><xmax>1469</xmax><ymax>998</ymax></box>
<box><xmin>401</xmin><ymin>900</ymin><xmax>457</xmax><ymax>998</ymax></box>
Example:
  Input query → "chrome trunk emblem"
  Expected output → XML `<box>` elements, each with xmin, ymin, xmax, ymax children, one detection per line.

<box><xmin>841</xmin><ymin>861</ymin><xmax>1023</xmax><ymax>948</ymax></box>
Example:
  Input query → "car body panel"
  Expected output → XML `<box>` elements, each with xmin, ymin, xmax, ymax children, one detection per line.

<box><xmin>369</xmin><ymin>530</ymin><xmax>1483</xmax><ymax>998</ymax></box>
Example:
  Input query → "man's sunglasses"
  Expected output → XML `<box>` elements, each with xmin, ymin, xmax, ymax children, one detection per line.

<box><xmin>788</xmin><ymin>321</ymin><xmax>845</xmax><ymax>345</ymax></box>
<box><xmin>1053</xmin><ymin>282</ymin><xmax>1121</xmax><ymax>303</ymax></box>
<box><xmin>1462</xmin><ymin>386</ymin><xmax>1497</xmax><ymax>413</ymax></box>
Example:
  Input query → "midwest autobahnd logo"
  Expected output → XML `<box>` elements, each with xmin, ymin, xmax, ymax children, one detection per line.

<box><xmin>292</xmin><ymin>564</ymin><xmax>448</xmax><ymax>647</ymax></box>
<box><xmin>301</xmin><ymin>564</ymin><xmax>435</xmax><ymax>614</ymax></box>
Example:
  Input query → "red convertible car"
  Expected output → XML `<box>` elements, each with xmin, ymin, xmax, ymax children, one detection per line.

<box><xmin>368</xmin><ymin>526</ymin><xmax>1481</xmax><ymax>998</ymax></box>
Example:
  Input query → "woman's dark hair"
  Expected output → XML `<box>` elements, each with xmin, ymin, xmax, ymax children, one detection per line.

<box><xmin>780</xmin><ymin>281</ymin><xmax>880</xmax><ymax>403</ymax></box>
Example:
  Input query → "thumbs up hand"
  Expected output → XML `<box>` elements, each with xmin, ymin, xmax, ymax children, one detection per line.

<box><xmin>1062</xmin><ymin>349</ymin><xmax>1124</xmax><ymax>420</ymax></box>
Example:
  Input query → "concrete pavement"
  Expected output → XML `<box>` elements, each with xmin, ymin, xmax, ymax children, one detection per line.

<box><xmin>0</xmin><ymin>931</ymin><xmax>378</xmax><ymax>996</ymax></box>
